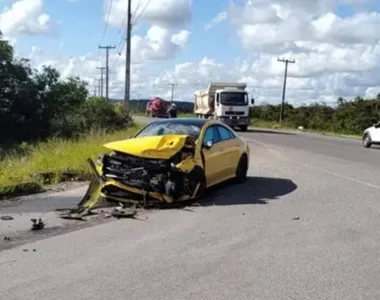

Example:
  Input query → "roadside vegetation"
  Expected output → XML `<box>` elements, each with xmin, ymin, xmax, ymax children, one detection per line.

<box><xmin>0</xmin><ymin>34</ymin><xmax>137</xmax><ymax>198</ymax></box>
<box><xmin>250</xmin><ymin>98</ymin><xmax>380</xmax><ymax>137</ymax></box>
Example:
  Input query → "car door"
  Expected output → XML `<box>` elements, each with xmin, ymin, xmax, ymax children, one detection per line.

<box><xmin>371</xmin><ymin>122</ymin><xmax>380</xmax><ymax>142</ymax></box>
<box><xmin>215</xmin><ymin>125</ymin><xmax>241</xmax><ymax>178</ymax></box>
<box><xmin>201</xmin><ymin>125</ymin><xmax>224</xmax><ymax>186</ymax></box>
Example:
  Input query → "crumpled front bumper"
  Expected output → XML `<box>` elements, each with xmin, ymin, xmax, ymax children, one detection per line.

<box><xmin>59</xmin><ymin>157</ymin><xmax>195</xmax><ymax>219</ymax></box>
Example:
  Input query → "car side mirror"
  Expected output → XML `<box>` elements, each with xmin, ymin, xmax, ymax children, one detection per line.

<box><xmin>203</xmin><ymin>140</ymin><xmax>213</xmax><ymax>149</ymax></box>
<box><xmin>251</xmin><ymin>98</ymin><xmax>255</xmax><ymax>105</ymax></box>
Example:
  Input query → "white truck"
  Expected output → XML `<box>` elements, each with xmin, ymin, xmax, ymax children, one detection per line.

<box><xmin>193</xmin><ymin>82</ymin><xmax>254</xmax><ymax>131</ymax></box>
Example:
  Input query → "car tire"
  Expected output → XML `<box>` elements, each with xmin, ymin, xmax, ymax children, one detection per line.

<box><xmin>363</xmin><ymin>133</ymin><xmax>372</xmax><ymax>148</ymax></box>
<box><xmin>187</xmin><ymin>166</ymin><xmax>207</xmax><ymax>200</ymax></box>
<box><xmin>240</xmin><ymin>125</ymin><xmax>248</xmax><ymax>132</ymax></box>
<box><xmin>235</xmin><ymin>154</ymin><xmax>248</xmax><ymax>183</ymax></box>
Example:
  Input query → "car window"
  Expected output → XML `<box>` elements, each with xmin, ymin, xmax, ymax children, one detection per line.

<box><xmin>203</xmin><ymin>126</ymin><xmax>216</xmax><ymax>143</ymax></box>
<box><xmin>216</xmin><ymin>125</ymin><xmax>235</xmax><ymax>141</ymax></box>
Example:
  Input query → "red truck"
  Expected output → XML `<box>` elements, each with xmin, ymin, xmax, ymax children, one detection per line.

<box><xmin>146</xmin><ymin>97</ymin><xmax>169</xmax><ymax>118</ymax></box>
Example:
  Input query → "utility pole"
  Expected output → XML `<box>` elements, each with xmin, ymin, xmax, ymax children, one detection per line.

<box><xmin>93</xmin><ymin>82</ymin><xmax>97</xmax><ymax>97</ymax></box>
<box><xmin>98</xmin><ymin>79</ymin><xmax>102</xmax><ymax>97</ymax></box>
<box><xmin>97</xmin><ymin>67</ymin><xmax>105</xmax><ymax>98</ymax></box>
<box><xmin>137</xmin><ymin>93</ymin><xmax>141</xmax><ymax>112</ymax></box>
<box><xmin>124</xmin><ymin>0</ymin><xmax>132</xmax><ymax>109</ymax></box>
<box><xmin>169</xmin><ymin>83</ymin><xmax>177</xmax><ymax>103</ymax></box>
<box><xmin>277</xmin><ymin>57</ymin><xmax>295</xmax><ymax>122</ymax></box>
<box><xmin>99</xmin><ymin>45</ymin><xmax>116</xmax><ymax>102</ymax></box>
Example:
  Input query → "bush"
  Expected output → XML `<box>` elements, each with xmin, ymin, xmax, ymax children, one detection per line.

<box><xmin>251</xmin><ymin>96</ymin><xmax>380</xmax><ymax>135</ymax></box>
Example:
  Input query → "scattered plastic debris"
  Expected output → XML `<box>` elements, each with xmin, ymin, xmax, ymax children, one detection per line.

<box><xmin>1</xmin><ymin>215</ymin><xmax>14</xmax><ymax>221</ymax></box>
<box><xmin>4</xmin><ymin>236</ymin><xmax>11</xmax><ymax>241</ymax></box>
<box><xmin>31</xmin><ymin>218</ymin><xmax>45</xmax><ymax>231</ymax></box>
<box><xmin>111</xmin><ymin>203</ymin><xmax>137</xmax><ymax>219</ymax></box>
<box><xmin>292</xmin><ymin>216</ymin><xmax>300</xmax><ymax>220</ymax></box>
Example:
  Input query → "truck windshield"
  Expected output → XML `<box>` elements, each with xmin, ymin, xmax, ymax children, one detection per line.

<box><xmin>220</xmin><ymin>92</ymin><xmax>248</xmax><ymax>106</ymax></box>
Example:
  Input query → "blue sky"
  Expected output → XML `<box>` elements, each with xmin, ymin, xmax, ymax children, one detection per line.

<box><xmin>9</xmin><ymin>0</ymin><xmax>380</xmax><ymax>65</ymax></box>
<box><xmin>2</xmin><ymin>0</ymin><xmax>380</xmax><ymax>103</ymax></box>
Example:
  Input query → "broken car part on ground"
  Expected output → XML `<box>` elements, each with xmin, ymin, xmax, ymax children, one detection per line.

<box><xmin>60</xmin><ymin>134</ymin><xmax>206</xmax><ymax>220</ymax></box>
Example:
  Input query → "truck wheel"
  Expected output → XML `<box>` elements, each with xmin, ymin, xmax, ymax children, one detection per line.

<box><xmin>363</xmin><ymin>133</ymin><xmax>372</xmax><ymax>148</ymax></box>
<box><xmin>240</xmin><ymin>125</ymin><xmax>248</xmax><ymax>132</ymax></box>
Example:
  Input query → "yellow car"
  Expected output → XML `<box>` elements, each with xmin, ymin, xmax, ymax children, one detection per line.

<box><xmin>66</xmin><ymin>118</ymin><xmax>250</xmax><ymax>215</ymax></box>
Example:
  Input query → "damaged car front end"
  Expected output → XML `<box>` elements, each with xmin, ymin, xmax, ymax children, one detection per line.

<box><xmin>61</xmin><ymin>133</ymin><xmax>206</xmax><ymax>219</ymax></box>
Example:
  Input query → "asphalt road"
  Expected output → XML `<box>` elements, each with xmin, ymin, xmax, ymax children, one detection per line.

<box><xmin>1</xmin><ymin>117</ymin><xmax>380</xmax><ymax>300</ymax></box>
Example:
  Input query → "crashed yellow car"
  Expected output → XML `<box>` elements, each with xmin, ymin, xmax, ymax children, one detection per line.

<box><xmin>66</xmin><ymin>118</ymin><xmax>250</xmax><ymax>216</ymax></box>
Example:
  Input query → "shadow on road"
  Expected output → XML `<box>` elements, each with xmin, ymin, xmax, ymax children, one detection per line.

<box><xmin>201</xmin><ymin>176</ymin><xmax>297</xmax><ymax>206</ymax></box>
<box><xmin>249</xmin><ymin>129</ymin><xmax>295</xmax><ymax>135</ymax></box>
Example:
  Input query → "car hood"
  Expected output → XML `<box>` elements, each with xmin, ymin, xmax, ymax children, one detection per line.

<box><xmin>103</xmin><ymin>134</ymin><xmax>190</xmax><ymax>159</ymax></box>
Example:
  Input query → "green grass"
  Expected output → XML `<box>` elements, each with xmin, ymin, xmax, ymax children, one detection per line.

<box><xmin>0</xmin><ymin>125</ymin><xmax>142</xmax><ymax>198</ymax></box>
<box><xmin>252</xmin><ymin>119</ymin><xmax>361</xmax><ymax>139</ymax></box>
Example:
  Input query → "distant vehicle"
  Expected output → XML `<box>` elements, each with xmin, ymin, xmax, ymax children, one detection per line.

<box><xmin>193</xmin><ymin>82</ymin><xmax>254</xmax><ymax>132</ymax></box>
<box><xmin>146</xmin><ymin>97</ymin><xmax>169</xmax><ymax>118</ymax></box>
<box><xmin>63</xmin><ymin>118</ymin><xmax>250</xmax><ymax>216</ymax></box>
<box><xmin>362</xmin><ymin>121</ymin><xmax>380</xmax><ymax>148</ymax></box>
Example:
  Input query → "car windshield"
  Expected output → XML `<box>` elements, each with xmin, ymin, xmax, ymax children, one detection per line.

<box><xmin>135</xmin><ymin>122</ymin><xmax>202</xmax><ymax>139</ymax></box>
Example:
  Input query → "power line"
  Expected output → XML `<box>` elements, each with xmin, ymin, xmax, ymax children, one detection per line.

<box><xmin>99</xmin><ymin>45</ymin><xmax>116</xmax><ymax>102</ymax></box>
<box><xmin>277</xmin><ymin>57</ymin><xmax>295</xmax><ymax>122</ymax></box>
<box><xmin>133</xmin><ymin>0</ymin><xmax>152</xmax><ymax>25</ymax></box>
<box><xmin>99</xmin><ymin>0</ymin><xmax>114</xmax><ymax>44</ymax></box>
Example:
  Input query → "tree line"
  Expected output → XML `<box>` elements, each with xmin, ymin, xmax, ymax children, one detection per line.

<box><xmin>0</xmin><ymin>34</ymin><xmax>131</xmax><ymax>152</ymax></box>
<box><xmin>251</xmin><ymin>96</ymin><xmax>380</xmax><ymax>135</ymax></box>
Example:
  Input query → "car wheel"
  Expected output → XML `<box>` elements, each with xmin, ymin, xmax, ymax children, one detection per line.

<box><xmin>240</xmin><ymin>125</ymin><xmax>248</xmax><ymax>132</ymax></box>
<box><xmin>186</xmin><ymin>166</ymin><xmax>207</xmax><ymax>200</ymax></box>
<box><xmin>235</xmin><ymin>154</ymin><xmax>248</xmax><ymax>183</ymax></box>
<box><xmin>363</xmin><ymin>133</ymin><xmax>372</xmax><ymax>148</ymax></box>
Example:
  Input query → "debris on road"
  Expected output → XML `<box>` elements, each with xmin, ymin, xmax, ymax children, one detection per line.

<box><xmin>1</xmin><ymin>215</ymin><xmax>14</xmax><ymax>221</ymax></box>
<box><xmin>30</xmin><ymin>218</ymin><xmax>45</xmax><ymax>231</ymax></box>
<box><xmin>292</xmin><ymin>216</ymin><xmax>300</xmax><ymax>220</ymax></box>
<box><xmin>111</xmin><ymin>203</ymin><xmax>137</xmax><ymax>219</ymax></box>
<box><xmin>4</xmin><ymin>236</ymin><xmax>11</xmax><ymax>241</ymax></box>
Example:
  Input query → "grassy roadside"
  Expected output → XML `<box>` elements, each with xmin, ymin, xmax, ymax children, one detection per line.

<box><xmin>0</xmin><ymin>125</ymin><xmax>142</xmax><ymax>199</ymax></box>
<box><xmin>251</xmin><ymin>119</ymin><xmax>361</xmax><ymax>139</ymax></box>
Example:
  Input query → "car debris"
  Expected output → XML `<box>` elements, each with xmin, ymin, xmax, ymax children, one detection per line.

<box><xmin>30</xmin><ymin>218</ymin><xmax>45</xmax><ymax>231</ymax></box>
<box><xmin>1</xmin><ymin>215</ymin><xmax>14</xmax><ymax>221</ymax></box>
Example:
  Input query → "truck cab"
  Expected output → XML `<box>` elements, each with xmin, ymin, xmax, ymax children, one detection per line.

<box><xmin>194</xmin><ymin>82</ymin><xmax>254</xmax><ymax>131</ymax></box>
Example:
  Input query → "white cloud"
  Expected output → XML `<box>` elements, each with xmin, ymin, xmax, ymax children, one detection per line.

<box><xmin>0</xmin><ymin>0</ymin><xmax>55</xmax><ymax>37</ymax></box>
<box><xmin>205</xmin><ymin>12</ymin><xmax>227</xmax><ymax>30</ymax></box>
<box><xmin>12</xmin><ymin>0</ymin><xmax>380</xmax><ymax>106</ymax></box>
<box><xmin>108</xmin><ymin>0</ymin><xmax>191</xmax><ymax>28</ymax></box>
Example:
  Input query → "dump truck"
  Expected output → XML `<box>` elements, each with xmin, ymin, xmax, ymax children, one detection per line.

<box><xmin>146</xmin><ymin>97</ymin><xmax>169</xmax><ymax>118</ymax></box>
<box><xmin>193</xmin><ymin>82</ymin><xmax>254</xmax><ymax>131</ymax></box>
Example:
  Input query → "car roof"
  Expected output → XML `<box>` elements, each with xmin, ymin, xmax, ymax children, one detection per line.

<box><xmin>148</xmin><ymin>117</ymin><xmax>210</xmax><ymax>127</ymax></box>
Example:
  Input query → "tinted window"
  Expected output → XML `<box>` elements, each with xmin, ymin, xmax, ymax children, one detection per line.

<box><xmin>203</xmin><ymin>126</ymin><xmax>216</xmax><ymax>143</ymax></box>
<box><xmin>135</xmin><ymin>122</ymin><xmax>202</xmax><ymax>139</ymax></box>
<box><xmin>216</xmin><ymin>126</ymin><xmax>235</xmax><ymax>141</ymax></box>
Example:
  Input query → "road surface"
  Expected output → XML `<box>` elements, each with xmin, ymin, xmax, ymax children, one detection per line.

<box><xmin>1</xmin><ymin>118</ymin><xmax>380</xmax><ymax>300</ymax></box>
